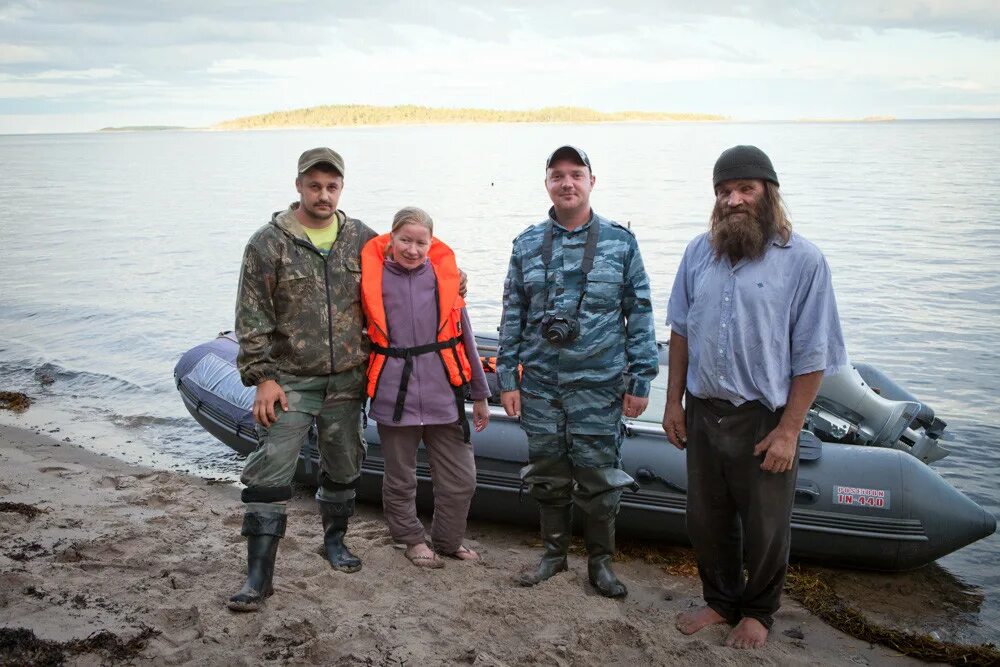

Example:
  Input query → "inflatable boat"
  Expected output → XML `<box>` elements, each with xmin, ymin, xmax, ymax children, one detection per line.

<box><xmin>174</xmin><ymin>332</ymin><xmax>996</xmax><ymax>571</ymax></box>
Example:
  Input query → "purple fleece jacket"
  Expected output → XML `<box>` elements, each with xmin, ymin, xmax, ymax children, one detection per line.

<box><xmin>368</xmin><ymin>259</ymin><xmax>490</xmax><ymax>426</ymax></box>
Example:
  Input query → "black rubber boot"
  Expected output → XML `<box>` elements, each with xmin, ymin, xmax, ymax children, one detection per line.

<box><xmin>319</xmin><ymin>499</ymin><xmax>362</xmax><ymax>573</ymax></box>
<box><xmin>228</xmin><ymin>512</ymin><xmax>286</xmax><ymax>612</ymax></box>
<box><xmin>520</xmin><ymin>503</ymin><xmax>572</xmax><ymax>586</ymax></box>
<box><xmin>585</xmin><ymin>510</ymin><xmax>627</xmax><ymax>598</ymax></box>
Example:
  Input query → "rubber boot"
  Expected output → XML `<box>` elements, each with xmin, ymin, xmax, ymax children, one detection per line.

<box><xmin>319</xmin><ymin>499</ymin><xmax>362</xmax><ymax>573</ymax></box>
<box><xmin>520</xmin><ymin>503</ymin><xmax>572</xmax><ymax>586</ymax></box>
<box><xmin>585</xmin><ymin>510</ymin><xmax>627</xmax><ymax>598</ymax></box>
<box><xmin>228</xmin><ymin>512</ymin><xmax>286</xmax><ymax>612</ymax></box>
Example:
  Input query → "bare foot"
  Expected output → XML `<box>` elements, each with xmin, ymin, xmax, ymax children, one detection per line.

<box><xmin>675</xmin><ymin>606</ymin><xmax>727</xmax><ymax>635</ymax></box>
<box><xmin>451</xmin><ymin>545</ymin><xmax>479</xmax><ymax>561</ymax></box>
<box><xmin>404</xmin><ymin>543</ymin><xmax>444</xmax><ymax>569</ymax></box>
<box><xmin>435</xmin><ymin>544</ymin><xmax>479</xmax><ymax>561</ymax></box>
<box><xmin>726</xmin><ymin>617</ymin><xmax>768</xmax><ymax>649</ymax></box>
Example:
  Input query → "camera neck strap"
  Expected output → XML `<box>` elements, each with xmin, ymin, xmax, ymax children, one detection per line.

<box><xmin>541</xmin><ymin>218</ymin><xmax>600</xmax><ymax>315</ymax></box>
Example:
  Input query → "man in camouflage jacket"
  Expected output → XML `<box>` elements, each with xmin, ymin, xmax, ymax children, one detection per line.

<box><xmin>497</xmin><ymin>146</ymin><xmax>658</xmax><ymax>598</ymax></box>
<box><xmin>228</xmin><ymin>147</ymin><xmax>377</xmax><ymax>612</ymax></box>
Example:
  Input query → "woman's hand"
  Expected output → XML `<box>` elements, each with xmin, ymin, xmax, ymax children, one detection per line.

<box><xmin>472</xmin><ymin>398</ymin><xmax>490</xmax><ymax>432</ymax></box>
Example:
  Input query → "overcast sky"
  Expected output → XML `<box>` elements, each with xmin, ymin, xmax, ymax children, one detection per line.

<box><xmin>1</xmin><ymin>0</ymin><xmax>998</xmax><ymax>133</ymax></box>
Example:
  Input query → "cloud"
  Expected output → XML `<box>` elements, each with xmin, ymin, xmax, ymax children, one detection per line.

<box><xmin>897</xmin><ymin>77</ymin><xmax>992</xmax><ymax>92</ymax></box>
<box><xmin>1</xmin><ymin>0</ymin><xmax>998</xmax><ymax>132</ymax></box>
<box><xmin>0</xmin><ymin>43</ymin><xmax>47</xmax><ymax>64</ymax></box>
<box><xmin>0</xmin><ymin>64</ymin><xmax>130</xmax><ymax>98</ymax></box>
<box><xmin>31</xmin><ymin>66</ymin><xmax>126</xmax><ymax>80</ymax></box>
<box><xmin>508</xmin><ymin>1</ymin><xmax>1000</xmax><ymax>41</ymax></box>
<box><xmin>803</xmin><ymin>1</ymin><xmax>1000</xmax><ymax>40</ymax></box>
<box><xmin>934</xmin><ymin>103</ymin><xmax>1000</xmax><ymax>113</ymax></box>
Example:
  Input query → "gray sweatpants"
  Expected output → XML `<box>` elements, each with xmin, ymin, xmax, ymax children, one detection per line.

<box><xmin>377</xmin><ymin>422</ymin><xmax>475</xmax><ymax>553</ymax></box>
<box><xmin>685</xmin><ymin>393</ymin><xmax>797</xmax><ymax>629</ymax></box>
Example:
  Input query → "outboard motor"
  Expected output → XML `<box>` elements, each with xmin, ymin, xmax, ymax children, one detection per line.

<box><xmin>807</xmin><ymin>365</ymin><xmax>951</xmax><ymax>464</ymax></box>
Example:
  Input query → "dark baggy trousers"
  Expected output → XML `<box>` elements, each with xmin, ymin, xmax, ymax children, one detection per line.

<box><xmin>685</xmin><ymin>393</ymin><xmax>797</xmax><ymax>629</ymax></box>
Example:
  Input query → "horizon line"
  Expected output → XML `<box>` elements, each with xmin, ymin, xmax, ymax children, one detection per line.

<box><xmin>2</xmin><ymin>116</ymin><xmax>999</xmax><ymax>137</ymax></box>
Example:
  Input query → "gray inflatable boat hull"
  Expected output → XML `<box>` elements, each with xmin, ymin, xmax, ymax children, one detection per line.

<box><xmin>174</xmin><ymin>334</ymin><xmax>996</xmax><ymax>571</ymax></box>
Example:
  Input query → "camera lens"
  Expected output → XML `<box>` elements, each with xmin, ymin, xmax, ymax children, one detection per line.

<box><xmin>545</xmin><ymin>319</ymin><xmax>570</xmax><ymax>343</ymax></box>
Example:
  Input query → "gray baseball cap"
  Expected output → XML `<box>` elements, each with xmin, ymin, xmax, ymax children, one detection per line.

<box><xmin>297</xmin><ymin>147</ymin><xmax>345</xmax><ymax>176</ymax></box>
<box><xmin>546</xmin><ymin>145</ymin><xmax>591</xmax><ymax>170</ymax></box>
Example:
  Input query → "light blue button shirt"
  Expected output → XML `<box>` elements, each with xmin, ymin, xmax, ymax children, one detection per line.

<box><xmin>667</xmin><ymin>232</ymin><xmax>847</xmax><ymax>411</ymax></box>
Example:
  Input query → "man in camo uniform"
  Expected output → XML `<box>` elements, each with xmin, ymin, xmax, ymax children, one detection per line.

<box><xmin>228</xmin><ymin>147</ymin><xmax>377</xmax><ymax>612</ymax></box>
<box><xmin>497</xmin><ymin>145</ymin><xmax>658</xmax><ymax>598</ymax></box>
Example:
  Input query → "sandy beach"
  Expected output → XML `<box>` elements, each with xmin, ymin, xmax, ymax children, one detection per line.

<box><xmin>0</xmin><ymin>423</ymin><xmax>943</xmax><ymax>666</ymax></box>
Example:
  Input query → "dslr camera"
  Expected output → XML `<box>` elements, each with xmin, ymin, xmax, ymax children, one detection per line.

<box><xmin>541</xmin><ymin>314</ymin><xmax>580</xmax><ymax>346</ymax></box>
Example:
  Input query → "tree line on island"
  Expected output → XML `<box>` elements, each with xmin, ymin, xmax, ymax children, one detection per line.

<box><xmin>215</xmin><ymin>104</ymin><xmax>727</xmax><ymax>129</ymax></box>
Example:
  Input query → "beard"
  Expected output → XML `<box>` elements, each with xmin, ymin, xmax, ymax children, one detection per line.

<box><xmin>709</xmin><ymin>194</ymin><xmax>777</xmax><ymax>262</ymax></box>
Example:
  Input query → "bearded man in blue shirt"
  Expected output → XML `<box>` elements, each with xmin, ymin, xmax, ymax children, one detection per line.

<box><xmin>663</xmin><ymin>146</ymin><xmax>847</xmax><ymax>649</ymax></box>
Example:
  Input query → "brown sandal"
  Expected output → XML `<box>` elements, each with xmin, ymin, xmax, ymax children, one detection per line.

<box><xmin>405</xmin><ymin>545</ymin><xmax>444</xmax><ymax>569</ymax></box>
<box><xmin>438</xmin><ymin>544</ymin><xmax>480</xmax><ymax>561</ymax></box>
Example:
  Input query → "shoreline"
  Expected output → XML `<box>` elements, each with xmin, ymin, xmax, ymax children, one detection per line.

<box><xmin>0</xmin><ymin>422</ymin><xmax>933</xmax><ymax>665</ymax></box>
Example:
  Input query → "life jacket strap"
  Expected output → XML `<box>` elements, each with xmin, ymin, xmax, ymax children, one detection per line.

<box><xmin>453</xmin><ymin>385</ymin><xmax>471</xmax><ymax>443</ymax></box>
<box><xmin>372</xmin><ymin>336</ymin><xmax>464</xmax><ymax>424</ymax></box>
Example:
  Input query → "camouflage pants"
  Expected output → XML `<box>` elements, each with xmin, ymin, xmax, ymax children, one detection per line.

<box><xmin>518</xmin><ymin>377</ymin><xmax>633</xmax><ymax>515</ymax></box>
<box><xmin>241</xmin><ymin>366</ymin><xmax>366</xmax><ymax>503</ymax></box>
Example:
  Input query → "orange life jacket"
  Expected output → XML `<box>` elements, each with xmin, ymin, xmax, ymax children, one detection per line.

<box><xmin>479</xmin><ymin>355</ymin><xmax>522</xmax><ymax>379</ymax></box>
<box><xmin>360</xmin><ymin>233</ymin><xmax>473</xmax><ymax>438</ymax></box>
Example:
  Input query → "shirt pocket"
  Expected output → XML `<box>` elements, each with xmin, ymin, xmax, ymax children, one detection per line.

<box><xmin>584</xmin><ymin>269</ymin><xmax>624</xmax><ymax>311</ymax></box>
<box><xmin>343</xmin><ymin>257</ymin><xmax>362</xmax><ymax>302</ymax></box>
<box><xmin>275</xmin><ymin>257</ymin><xmax>318</xmax><ymax>308</ymax></box>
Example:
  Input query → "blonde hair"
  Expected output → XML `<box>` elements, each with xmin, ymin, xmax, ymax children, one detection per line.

<box><xmin>386</xmin><ymin>207</ymin><xmax>434</xmax><ymax>259</ymax></box>
<box><xmin>391</xmin><ymin>207</ymin><xmax>434</xmax><ymax>235</ymax></box>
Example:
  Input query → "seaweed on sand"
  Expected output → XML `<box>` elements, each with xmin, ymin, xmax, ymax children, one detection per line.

<box><xmin>614</xmin><ymin>541</ymin><xmax>1000</xmax><ymax>666</ymax></box>
<box><xmin>0</xmin><ymin>391</ymin><xmax>31</xmax><ymax>412</ymax></box>
<box><xmin>615</xmin><ymin>541</ymin><xmax>700</xmax><ymax>577</ymax></box>
<box><xmin>0</xmin><ymin>502</ymin><xmax>46</xmax><ymax>519</ymax></box>
<box><xmin>0</xmin><ymin>626</ymin><xmax>159</xmax><ymax>666</ymax></box>
<box><xmin>785</xmin><ymin>566</ymin><xmax>1000</xmax><ymax>666</ymax></box>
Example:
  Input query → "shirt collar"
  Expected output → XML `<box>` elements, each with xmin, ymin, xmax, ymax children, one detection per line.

<box><xmin>547</xmin><ymin>206</ymin><xmax>595</xmax><ymax>233</ymax></box>
<box><xmin>771</xmin><ymin>231</ymin><xmax>793</xmax><ymax>248</ymax></box>
<box><xmin>279</xmin><ymin>204</ymin><xmax>344</xmax><ymax>243</ymax></box>
<box><xmin>385</xmin><ymin>258</ymin><xmax>430</xmax><ymax>275</ymax></box>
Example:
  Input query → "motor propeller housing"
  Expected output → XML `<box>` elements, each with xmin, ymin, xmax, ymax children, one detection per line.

<box><xmin>809</xmin><ymin>365</ymin><xmax>950</xmax><ymax>463</ymax></box>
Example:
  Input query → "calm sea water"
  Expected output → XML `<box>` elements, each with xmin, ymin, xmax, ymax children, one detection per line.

<box><xmin>1</xmin><ymin>122</ymin><xmax>998</xmax><ymax>643</ymax></box>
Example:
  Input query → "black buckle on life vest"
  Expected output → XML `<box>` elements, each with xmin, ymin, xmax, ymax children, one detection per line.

<box><xmin>372</xmin><ymin>337</ymin><xmax>466</xmax><ymax>432</ymax></box>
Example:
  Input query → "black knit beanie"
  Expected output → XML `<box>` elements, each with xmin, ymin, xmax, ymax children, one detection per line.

<box><xmin>713</xmin><ymin>145</ymin><xmax>779</xmax><ymax>188</ymax></box>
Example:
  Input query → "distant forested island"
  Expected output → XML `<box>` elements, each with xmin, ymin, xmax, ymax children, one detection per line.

<box><xmin>215</xmin><ymin>105</ymin><xmax>727</xmax><ymax>129</ymax></box>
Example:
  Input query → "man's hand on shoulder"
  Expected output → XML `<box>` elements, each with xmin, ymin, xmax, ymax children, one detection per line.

<box><xmin>458</xmin><ymin>269</ymin><xmax>468</xmax><ymax>298</ymax></box>
<box><xmin>623</xmin><ymin>393</ymin><xmax>648</xmax><ymax>419</ymax></box>
<box><xmin>501</xmin><ymin>390</ymin><xmax>521</xmax><ymax>418</ymax></box>
<box><xmin>662</xmin><ymin>401</ymin><xmax>686</xmax><ymax>450</ymax></box>
<box><xmin>253</xmin><ymin>379</ymin><xmax>288</xmax><ymax>427</ymax></box>
<box><xmin>754</xmin><ymin>425</ymin><xmax>798</xmax><ymax>473</ymax></box>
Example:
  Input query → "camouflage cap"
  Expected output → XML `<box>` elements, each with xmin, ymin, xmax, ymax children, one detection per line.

<box><xmin>298</xmin><ymin>147</ymin><xmax>345</xmax><ymax>177</ymax></box>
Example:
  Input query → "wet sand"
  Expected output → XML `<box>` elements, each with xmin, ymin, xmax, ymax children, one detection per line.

<box><xmin>0</xmin><ymin>423</ymin><xmax>935</xmax><ymax>666</ymax></box>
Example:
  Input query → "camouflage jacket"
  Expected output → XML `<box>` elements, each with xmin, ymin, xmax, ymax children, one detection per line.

<box><xmin>496</xmin><ymin>209</ymin><xmax>659</xmax><ymax>397</ymax></box>
<box><xmin>235</xmin><ymin>204</ymin><xmax>378</xmax><ymax>386</ymax></box>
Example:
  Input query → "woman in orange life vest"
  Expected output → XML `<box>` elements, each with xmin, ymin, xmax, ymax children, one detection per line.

<box><xmin>361</xmin><ymin>207</ymin><xmax>491</xmax><ymax>568</ymax></box>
